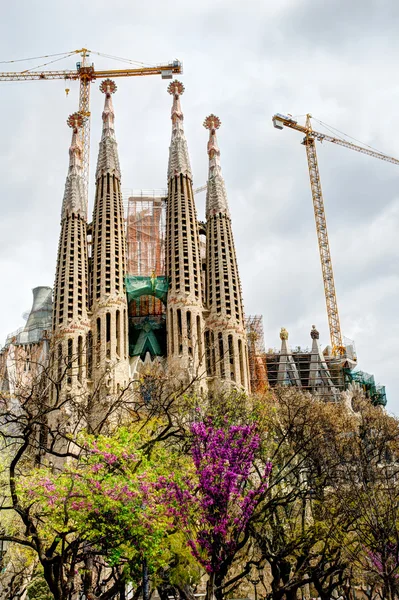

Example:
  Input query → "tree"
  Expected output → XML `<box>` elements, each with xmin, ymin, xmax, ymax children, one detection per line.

<box><xmin>327</xmin><ymin>399</ymin><xmax>399</xmax><ymax>600</ymax></box>
<box><xmin>160</xmin><ymin>416</ymin><xmax>272</xmax><ymax>600</ymax></box>
<box><xmin>249</xmin><ymin>388</ymin><xmax>359</xmax><ymax>600</ymax></box>
<box><xmin>0</xmin><ymin>346</ymin><xmax>204</xmax><ymax>600</ymax></box>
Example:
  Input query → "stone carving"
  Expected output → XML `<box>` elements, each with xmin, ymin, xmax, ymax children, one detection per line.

<box><xmin>167</xmin><ymin>80</ymin><xmax>192</xmax><ymax>180</ymax></box>
<box><xmin>280</xmin><ymin>327</ymin><xmax>289</xmax><ymax>340</ymax></box>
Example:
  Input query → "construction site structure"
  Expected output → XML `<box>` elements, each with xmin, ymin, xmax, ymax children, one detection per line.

<box><xmin>0</xmin><ymin>72</ymin><xmax>388</xmax><ymax>405</ymax></box>
<box><xmin>0</xmin><ymin>287</ymin><xmax>52</xmax><ymax>396</ymax></box>
<box><xmin>245</xmin><ymin>315</ymin><xmax>268</xmax><ymax>393</ymax></box>
<box><xmin>244</xmin><ymin>321</ymin><xmax>386</xmax><ymax>406</ymax></box>
<box><xmin>125</xmin><ymin>193</ymin><xmax>167</xmax><ymax>359</ymax></box>
<box><xmin>272</xmin><ymin>112</ymin><xmax>399</xmax><ymax>359</ymax></box>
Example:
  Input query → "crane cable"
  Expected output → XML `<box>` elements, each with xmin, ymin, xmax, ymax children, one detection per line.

<box><xmin>312</xmin><ymin>116</ymin><xmax>386</xmax><ymax>157</ymax></box>
<box><xmin>90</xmin><ymin>50</ymin><xmax>155</xmax><ymax>68</ymax></box>
<box><xmin>21</xmin><ymin>52</ymin><xmax>78</xmax><ymax>74</ymax></box>
<box><xmin>0</xmin><ymin>49</ymin><xmax>157</xmax><ymax>73</ymax></box>
<box><xmin>0</xmin><ymin>50</ymin><xmax>75</xmax><ymax>64</ymax></box>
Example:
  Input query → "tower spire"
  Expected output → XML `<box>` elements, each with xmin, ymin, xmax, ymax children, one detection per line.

<box><xmin>203</xmin><ymin>115</ymin><xmax>250</xmax><ymax>391</ymax></box>
<box><xmin>165</xmin><ymin>81</ymin><xmax>205</xmax><ymax>384</ymax></box>
<box><xmin>53</xmin><ymin>112</ymin><xmax>89</xmax><ymax>392</ymax></box>
<box><xmin>204</xmin><ymin>115</ymin><xmax>229</xmax><ymax>218</ymax></box>
<box><xmin>167</xmin><ymin>80</ymin><xmax>192</xmax><ymax>180</ymax></box>
<box><xmin>96</xmin><ymin>79</ymin><xmax>121</xmax><ymax>180</ymax></box>
<box><xmin>90</xmin><ymin>79</ymin><xmax>129</xmax><ymax>394</ymax></box>
<box><xmin>61</xmin><ymin>112</ymin><xmax>86</xmax><ymax>219</ymax></box>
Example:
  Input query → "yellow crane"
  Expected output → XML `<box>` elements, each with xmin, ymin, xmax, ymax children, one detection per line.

<box><xmin>0</xmin><ymin>48</ymin><xmax>182</xmax><ymax>203</ymax></box>
<box><xmin>272</xmin><ymin>112</ymin><xmax>399</xmax><ymax>356</ymax></box>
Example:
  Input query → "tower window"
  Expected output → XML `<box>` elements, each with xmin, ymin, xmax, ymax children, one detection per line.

<box><xmin>177</xmin><ymin>309</ymin><xmax>182</xmax><ymax>355</ymax></box>
<box><xmin>78</xmin><ymin>336</ymin><xmax>83</xmax><ymax>383</ymax></box>
<box><xmin>238</xmin><ymin>338</ymin><xmax>244</xmax><ymax>387</ymax></box>
<box><xmin>67</xmin><ymin>338</ymin><xmax>73</xmax><ymax>385</ymax></box>
<box><xmin>116</xmin><ymin>310</ymin><xmax>120</xmax><ymax>357</ymax></box>
<box><xmin>87</xmin><ymin>331</ymin><xmax>93</xmax><ymax>380</ymax></box>
<box><xmin>218</xmin><ymin>332</ymin><xmax>225</xmax><ymax>379</ymax></box>
<box><xmin>228</xmin><ymin>334</ymin><xmax>235</xmax><ymax>381</ymax></box>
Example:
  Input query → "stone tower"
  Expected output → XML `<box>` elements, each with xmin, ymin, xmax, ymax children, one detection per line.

<box><xmin>203</xmin><ymin>115</ymin><xmax>250</xmax><ymax>391</ymax></box>
<box><xmin>52</xmin><ymin>113</ymin><xmax>89</xmax><ymax>391</ymax></box>
<box><xmin>165</xmin><ymin>81</ymin><xmax>206</xmax><ymax>380</ymax></box>
<box><xmin>90</xmin><ymin>79</ymin><xmax>129</xmax><ymax>392</ymax></box>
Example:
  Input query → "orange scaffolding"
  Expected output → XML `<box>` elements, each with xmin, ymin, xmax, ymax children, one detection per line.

<box><xmin>246</xmin><ymin>315</ymin><xmax>268</xmax><ymax>392</ymax></box>
<box><xmin>126</xmin><ymin>193</ymin><xmax>167</xmax><ymax>318</ymax></box>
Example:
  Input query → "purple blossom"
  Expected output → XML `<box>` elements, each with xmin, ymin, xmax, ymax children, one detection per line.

<box><xmin>160</xmin><ymin>419</ymin><xmax>272</xmax><ymax>573</ymax></box>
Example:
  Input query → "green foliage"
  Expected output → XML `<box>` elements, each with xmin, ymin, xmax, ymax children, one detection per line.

<box><xmin>17</xmin><ymin>422</ymin><xmax>191</xmax><ymax>585</ymax></box>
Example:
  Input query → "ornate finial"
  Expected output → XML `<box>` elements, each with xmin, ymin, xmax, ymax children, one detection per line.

<box><xmin>203</xmin><ymin>114</ymin><xmax>221</xmax><ymax>130</ymax></box>
<box><xmin>67</xmin><ymin>112</ymin><xmax>84</xmax><ymax>130</ymax></box>
<box><xmin>204</xmin><ymin>113</ymin><xmax>229</xmax><ymax>217</ymax></box>
<box><xmin>62</xmin><ymin>113</ymin><xmax>85</xmax><ymax>219</ymax></box>
<box><xmin>310</xmin><ymin>325</ymin><xmax>319</xmax><ymax>340</ymax></box>
<box><xmin>167</xmin><ymin>79</ymin><xmax>191</xmax><ymax>179</ymax></box>
<box><xmin>280</xmin><ymin>327</ymin><xmax>288</xmax><ymax>341</ymax></box>
<box><xmin>96</xmin><ymin>79</ymin><xmax>120</xmax><ymax>180</ymax></box>
<box><xmin>99</xmin><ymin>79</ymin><xmax>117</xmax><ymax>95</ymax></box>
<box><xmin>167</xmin><ymin>80</ymin><xmax>184</xmax><ymax>96</ymax></box>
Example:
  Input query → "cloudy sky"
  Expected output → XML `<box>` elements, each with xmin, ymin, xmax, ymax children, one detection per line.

<box><xmin>0</xmin><ymin>0</ymin><xmax>398</xmax><ymax>410</ymax></box>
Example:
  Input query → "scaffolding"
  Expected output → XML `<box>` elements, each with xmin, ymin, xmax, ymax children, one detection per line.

<box><xmin>126</xmin><ymin>192</ymin><xmax>167</xmax><ymax>277</ymax></box>
<box><xmin>246</xmin><ymin>315</ymin><xmax>268</xmax><ymax>392</ymax></box>
<box><xmin>125</xmin><ymin>194</ymin><xmax>168</xmax><ymax>357</ymax></box>
<box><xmin>264</xmin><ymin>350</ymin><xmax>347</xmax><ymax>394</ymax></box>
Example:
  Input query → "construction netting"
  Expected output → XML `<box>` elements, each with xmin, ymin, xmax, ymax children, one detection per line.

<box><xmin>345</xmin><ymin>369</ymin><xmax>387</xmax><ymax>407</ymax></box>
<box><xmin>125</xmin><ymin>275</ymin><xmax>168</xmax><ymax>358</ymax></box>
<box><xmin>125</xmin><ymin>276</ymin><xmax>168</xmax><ymax>305</ymax></box>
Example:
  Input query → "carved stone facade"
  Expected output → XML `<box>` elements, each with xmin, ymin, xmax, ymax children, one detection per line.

<box><xmin>203</xmin><ymin>115</ymin><xmax>250</xmax><ymax>391</ymax></box>
<box><xmin>165</xmin><ymin>81</ymin><xmax>207</xmax><ymax>386</ymax></box>
<box><xmin>89</xmin><ymin>80</ymin><xmax>129</xmax><ymax>393</ymax></box>
<box><xmin>2</xmin><ymin>79</ymin><xmax>251</xmax><ymax>398</ymax></box>
<box><xmin>52</xmin><ymin>113</ymin><xmax>89</xmax><ymax>395</ymax></box>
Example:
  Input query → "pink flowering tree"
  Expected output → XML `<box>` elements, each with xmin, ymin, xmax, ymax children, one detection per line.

<box><xmin>364</xmin><ymin>541</ymin><xmax>399</xmax><ymax>600</ymax></box>
<box><xmin>160</xmin><ymin>418</ymin><xmax>272</xmax><ymax>600</ymax></box>
<box><xmin>16</xmin><ymin>427</ymin><xmax>179</xmax><ymax>599</ymax></box>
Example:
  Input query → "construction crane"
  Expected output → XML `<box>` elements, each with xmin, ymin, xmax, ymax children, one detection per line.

<box><xmin>272</xmin><ymin>112</ymin><xmax>399</xmax><ymax>356</ymax></box>
<box><xmin>0</xmin><ymin>48</ymin><xmax>182</xmax><ymax>204</ymax></box>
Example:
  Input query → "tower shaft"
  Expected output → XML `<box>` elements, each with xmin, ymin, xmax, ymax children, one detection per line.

<box><xmin>90</xmin><ymin>80</ymin><xmax>129</xmax><ymax>392</ymax></box>
<box><xmin>52</xmin><ymin>114</ymin><xmax>89</xmax><ymax>391</ymax></box>
<box><xmin>165</xmin><ymin>81</ymin><xmax>205</xmax><ymax>379</ymax></box>
<box><xmin>203</xmin><ymin>115</ymin><xmax>250</xmax><ymax>391</ymax></box>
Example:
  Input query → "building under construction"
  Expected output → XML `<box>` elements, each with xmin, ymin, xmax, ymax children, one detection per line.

<box><xmin>0</xmin><ymin>61</ymin><xmax>387</xmax><ymax>405</ymax></box>
<box><xmin>125</xmin><ymin>192</ymin><xmax>167</xmax><ymax>361</ymax></box>
<box><xmin>245</xmin><ymin>316</ymin><xmax>386</xmax><ymax>406</ymax></box>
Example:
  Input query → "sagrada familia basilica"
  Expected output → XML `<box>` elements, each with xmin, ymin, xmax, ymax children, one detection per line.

<box><xmin>0</xmin><ymin>79</ymin><xmax>250</xmax><ymax>398</ymax></box>
<box><xmin>0</xmin><ymin>78</ymin><xmax>387</xmax><ymax>406</ymax></box>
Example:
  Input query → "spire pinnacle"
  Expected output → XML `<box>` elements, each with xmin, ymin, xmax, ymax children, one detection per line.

<box><xmin>96</xmin><ymin>79</ymin><xmax>121</xmax><ymax>180</ymax></box>
<box><xmin>168</xmin><ymin>80</ymin><xmax>184</xmax><ymax>127</ymax></box>
<box><xmin>203</xmin><ymin>114</ymin><xmax>229</xmax><ymax>217</ymax></box>
<box><xmin>66</xmin><ymin>112</ymin><xmax>84</xmax><ymax>171</ymax></box>
<box><xmin>167</xmin><ymin>80</ymin><xmax>192</xmax><ymax>180</ymax></box>
<box><xmin>99</xmin><ymin>78</ymin><xmax>117</xmax><ymax>137</ymax></box>
<box><xmin>61</xmin><ymin>112</ymin><xmax>86</xmax><ymax>219</ymax></box>
<box><xmin>204</xmin><ymin>114</ymin><xmax>222</xmax><ymax>174</ymax></box>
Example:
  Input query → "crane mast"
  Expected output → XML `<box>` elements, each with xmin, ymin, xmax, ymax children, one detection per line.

<box><xmin>302</xmin><ymin>115</ymin><xmax>344</xmax><ymax>354</ymax></box>
<box><xmin>273</xmin><ymin>111</ymin><xmax>399</xmax><ymax>356</ymax></box>
<box><xmin>78</xmin><ymin>49</ymin><xmax>92</xmax><ymax>203</ymax></box>
<box><xmin>0</xmin><ymin>48</ymin><xmax>183</xmax><ymax>207</ymax></box>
